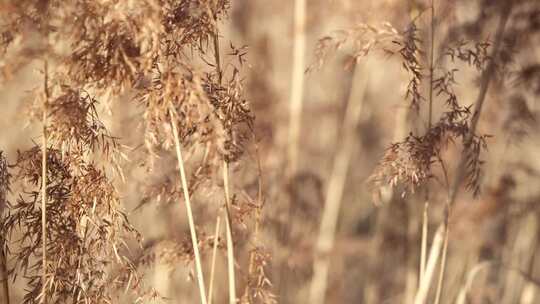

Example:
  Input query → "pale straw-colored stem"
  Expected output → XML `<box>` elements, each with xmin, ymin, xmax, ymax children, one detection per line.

<box><xmin>280</xmin><ymin>1</ymin><xmax>307</xmax><ymax>296</ymax></box>
<box><xmin>41</xmin><ymin>61</ymin><xmax>49</xmax><ymax>304</ymax></box>
<box><xmin>422</xmin><ymin>0</ymin><xmax>435</xmax><ymax>285</ymax></box>
<box><xmin>309</xmin><ymin>62</ymin><xmax>369</xmax><ymax>304</ymax></box>
<box><xmin>432</xmin><ymin>5</ymin><xmax>513</xmax><ymax>302</ymax></box>
<box><xmin>210</xmin><ymin>15</ymin><xmax>237</xmax><ymax>302</ymax></box>
<box><xmin>207</xmin><ymin>213</ymin><xmax>222</xmax><ymax>304</ymax></box>
<box><xmin>447</xmin><ymin>1</ymin><xmax>512</xmax><ymax>207</ymax></box>
<box><xmin>428</xmin><ymin>0</ymin><xmax>435</xmax><ymax>129</ymax></box>
<box><xmin>244</xmin><ymin>134</ymin><xmax>264</xmax><ymax>301</ymax></box>
<box><xmin>169</xmin><ymin>105</ymin><xmax>208</xmax><ymax>304</ymax></box>
<box><xmin>434</xmin><ymin>223</ymin><xmax>449</xmax><ymax>304</ymax></box>
<box><xmin>413</xmin><ymin>224</ymin><xmax>445</xmax><ymax>304</ymax></box>
<box><xmin>223</xmin><ymin>161</ymin><xmax>236</xmax><ymax>304</ymax></box>
<box><xmin>420</xmin><ymin>201</ymin><xmax>429</xmax><ymax>284</ymax></box>
<box><xmin>0</xmin><ymin>173</ymin><xmax>9</xmax><ymax>304</ymax></box>
<box><xmin>287</xmin><ymin>0</ymin><xmax>306</xmax><ymax>176</ymax></box>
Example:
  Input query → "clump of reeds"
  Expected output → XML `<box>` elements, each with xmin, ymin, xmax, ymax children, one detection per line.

<box><xmin>305</xmin><ymin>0</ymin><xmax>540</xmax><ymax>303</ymax></box>
<box><xmin>0</xmin><ymin>0</ymin><xmax>274</xmax><ymax>303</ymax></box>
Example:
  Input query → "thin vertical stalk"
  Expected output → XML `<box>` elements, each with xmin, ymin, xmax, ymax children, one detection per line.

<box><xmin>421</xmin><ymin>6</ymin><xmax>435</xmax><ymax>285</ymax></box>
<box><xmin>41</xmin><ymin>61</ymin><xmax>49</xmax><ymax>304</ymax></box>
<box><xmin>287</xmin><ymin>0</ymin><xmax>306</xmax><ymax>176</ymax></box>
<box><xmin>413</xmin><ymin>225</ymin><xmax>445</xmax><ymax>304</ymax></box>
<box><xmin>455</xmin><ymin>262</ymin><xmax>490</xmax><ymax>304</ymax></box>
<box><xmin>244</xmin><ymin>134</ymin><xmax>265</xmax><ymax>300</ymax></box>
<box><xmin>210</xmin><ymin>18</ymin><xmax>237</xmax><ymax>302</ymax></box>
<box><xmin>422</xmin><ymin>2</ymin><xmax>435</xmax><ymax>283</ymax></box>
<box><xmin>0</xmin><ymin>228</ymin><xmax>8</xmax><ymax>304</ymax></box>
<box><xmin>447</xmin><ymin>1</ymin><xmax>512</xmax><ymax>207</ymax></box>
<box><xmin>309</xmin><ymin>61</ymin><xmax>369</xmax><ymax>304</ymax></box>
<box><xmin>0</xmin><ymin>153</ymin><xmax>10</xmax><ymax>304</ymax></box>
<box><xmin>212</xmin><ymin>32</ymin><xmax>222</xmax><ymax>84</ymax></box>
<box><xmin>428</xmin><ymin>0</ymin><xmax>435</xmax><ymax>129</ymax></box>
<box><xmin>169</xmin><ymin>105</ymin><xmax>208</xmax><ymax>304</ymax></box>
<box><xmin>223</xmin><ymin>161</ymin><xmax>237</xmax><ymax>304</ymax></box>
<box><xmin>419</xmin><ymin>201</ymin><xmax>429</xmax><ymax>284</ymax></box>
<box><xmin>417</xmin><ymin>3</ymin><xmax>513</xmax><ymax>302</ymax></box>
<box><xmin>207</xmin><ymin>213</ymin><xmax>222</xmax><ymax>304</ymax></box>
<box><xmin>280</xmin><ymin>2</ymin><xmax>307</xmax><ymax>298</ymax></box>
<box><xmin>434</xmin><ymin>223</ymin><xmax>449</xmax><ymax>304</ymax></box>
<box><xmin>250</xmin><ymin>135</ymin><xmax>264</xmax><ymax>276</ymax></box>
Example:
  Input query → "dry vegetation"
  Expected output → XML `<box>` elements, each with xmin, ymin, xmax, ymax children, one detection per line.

<box><xmin>1</xmin><ymin>0</ymin><xmax>540</xmax><ymax>303</ymax></box>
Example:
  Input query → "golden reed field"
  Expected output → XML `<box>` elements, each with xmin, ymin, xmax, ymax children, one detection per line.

<box><xmin>1</xmin><ymin>0</ymin><xmax>540</xmax><ymax>303</ymax></box>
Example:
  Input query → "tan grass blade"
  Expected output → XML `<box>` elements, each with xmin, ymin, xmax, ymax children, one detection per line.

<box><xmin>309</xmin><ymin>61</ymin><xmax>369</xmax><ymax>304</ymax></box>
<box><xmin>41</xmin><ymin>61</ymin><xmax>49</xmax><ymax>304</ymax></box>
<box><xmin>0</xmin><ymin>154</ymin><xmax>10</xmax><ymax>303</ymax></box>
<box><xmin>520</xmin><ymin>283</ymin><xmax>537</xmax><ymax>304</ymax></box>
<box><xmin>501</xmin><ymin>213</ymin><xmax>538</xmax><ymax>304</ymax></box>
<box><xmin>0</xmin><ymin>214</ymin><xmax>8</xmax><ymax>304</ymax></box>
<box><xmin>279</xmin><ymin>1</ymin><xmax>307</xmax><ymax>296</ymax></box>
<box><xmin>455</xmin><ymin>262</ymin><xmax>490</xmax><ymax>304</ymax></box>
<box><xmin>243</xmin><ymin>134</ymin><xmax>265</xmax><ymax>301</ymax></box>
<box><xmin>208</xmin><ymin>213</ymin><xmax>222</xmax><ymax>304</ymax></box>
<box><xmin>287</xmin><ymin>0</ymin><xmax>306</xmax><ymax>176</ymax></box>
<box><xmin>169</xmin><ymin>105</ymin><xmax>208</xmax><ymax>304</ymax></box>
<box><xmin>223</xmin><ymin>161</ymin><xmax>237</xmax><ymax>304</ymax></box>
<box><xmin>413</xmin><ymin>224</ymin><xmax>445</xmax><ymax>304</ymax></box>
<box><xmin>446</xmin><ymin>1</ymin><xmax>513</xmax><ymax>208</ymax></box>
<box><xmin>435</xmin><ymin>5</ymin><xmax>513</xmax><ymax>302</ymax></box>
<box><xmin>456</xmin><ymin>261</ymin><xmax>540</xmax><ymax>304</ymax></box>
<box><xmin>428</xmin><ymin>0</ymin><xmax>435</xmax><ymax>129</ymax></box>
<box><xmin>209</xmin><ymin>15</ymin><xmax>237</xmax><ymax>303</ymax></box>
<box><xmin>420</xmin><ymin>201</ymin><xmax>429</xmax><ymax>284</ymax></box>
<box><xmin>434</xmin><ymin>224</ymin><xmax>449</xmax><ymax>304</ymax></box>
